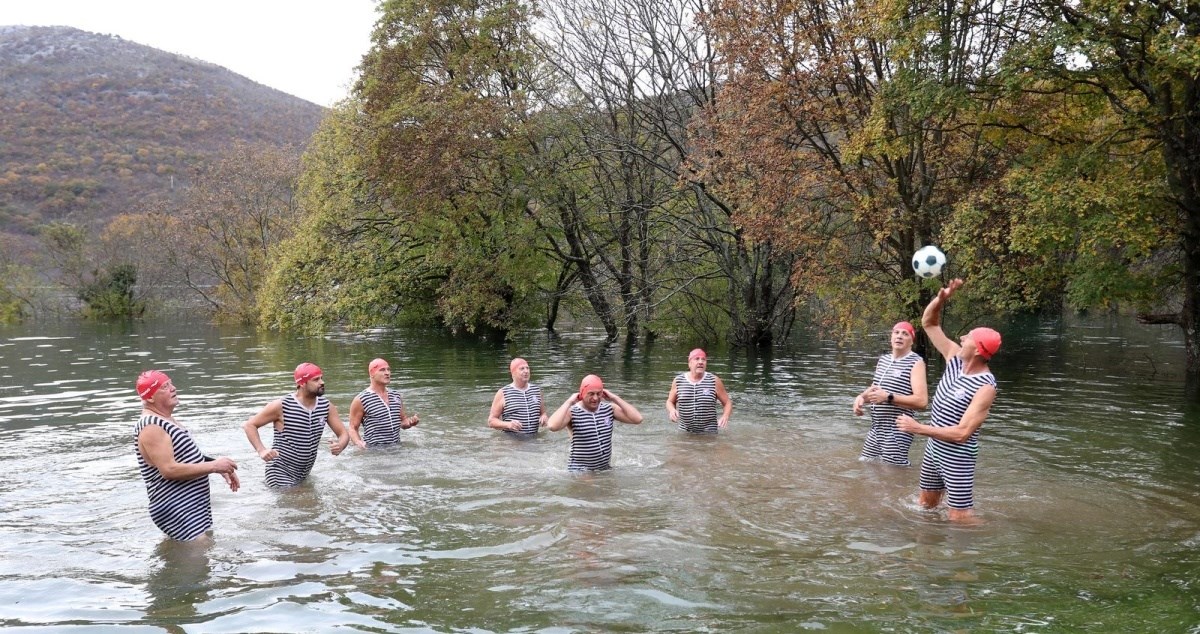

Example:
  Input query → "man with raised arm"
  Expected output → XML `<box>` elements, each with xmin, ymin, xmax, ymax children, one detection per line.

<box><xmin>547</xmin><ymin>374</ymin><xmax>642</xmax><ymax>472</ymax></box>
<box><xmin>896</xmin><ymin>279</ymin><xmax>1001</xmax><ymax>522</ymax></box>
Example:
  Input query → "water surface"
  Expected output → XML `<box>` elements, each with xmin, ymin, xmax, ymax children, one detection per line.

<box><xmin>0</xmin><ymin>318</ymin><xmax>1197</xmax><ymax>632</ymax></box>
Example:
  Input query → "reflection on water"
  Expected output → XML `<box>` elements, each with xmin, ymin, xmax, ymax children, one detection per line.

<box><xmin>0</xmin><ymin>317</ymin><xmax>1198</xmax><ymax>631</ymax></box>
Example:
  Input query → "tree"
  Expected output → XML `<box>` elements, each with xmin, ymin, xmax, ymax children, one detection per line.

<box><xmin>697</xmin><ymin>0</ymin><xmax>1040</xmax><ymax>336</ymax></box>
<box><xmin>163</xmin><ymin>142</ymin><xmax>304</xmax><ymax>323</ymax></box>
<box><xmin>1014</xmin><ymin>0</ymin><xmax>1200</xmax><ymax>372</ymax></box>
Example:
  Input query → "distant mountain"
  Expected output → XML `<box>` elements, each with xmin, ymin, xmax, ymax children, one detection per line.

<box><xmin>0</xmin><ymin>25</ymin><xmax>325</xmax><ymax>234</ymax></box>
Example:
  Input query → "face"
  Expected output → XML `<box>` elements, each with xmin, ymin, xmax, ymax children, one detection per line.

<box><xmin>959</xmin><ymin>335</ymin><xmax>977</xmax><ymax>360</ymax></box>
<box><xmin>891</xmin><ymin>327</ymin><xmax>913</xmax><ymax>351</ymax></box>
<box><xmin>372</xmin><ymin>365</ymin><xmax>391</xmax><ymax>384</ymax></box>
<box><xmin>689</xmin><ymin>355</ymin><xmax>706</xmax><ymax>373</ymax></box>
<box><xmin>301</xmin><ymin>375</ymin><xmax>326</xmax><ymax>396</ymax></box>
<box><xmin>148</xmin><ymin>380</ymin><xmax>178</xmax><ymax>409</ymax></box>
<box><xmin>580</xmin><ymin>387</ymin><xmax>603</xmax><ymax>411</ymax></box>
<box><xmin>511</xmin><ymin>361</ymin><xmax>530</xmax><ymax>384</ymax></box>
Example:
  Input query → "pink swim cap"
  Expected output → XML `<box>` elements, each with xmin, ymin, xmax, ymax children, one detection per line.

<box><xmin>293</xmin><ymin>362</ymin><xmax>323</xmax><ymax>385</ymax></box>
<box><xmin>509</xmin><ymin>357</ymin><xmax>527</xmax><ymax>373</ymax></box>
<box><xmin>688</xmin><ymin>348</ymin><xmax>706</xmax><ymax>361</ymax></box>
<box><xmin>136</xmin><ymin>370</ymin><xmax>170</xmax><ymax>400</ymax></box>
<box><xmin>368</xmin><ymin>358</ymin><xmax>389</xmax><ymax>375</ymax></box>
<box><xmin>579</xmin><ymin>374</ymin><xmax>604</xmax><ymax>397</ymax></box>
<box><xmin>969</xmin><ymin>327</ymin><xmax>1002</xmax><ymax>360</ymax></box>
<box><xmin>893</xmin><ymin>321</ymin><xmax>915</xmax><ymax>338</ymax></box>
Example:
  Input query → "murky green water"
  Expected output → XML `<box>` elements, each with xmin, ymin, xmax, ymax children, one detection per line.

<box><xmin>0</xmin><ymin>317</ymin><xmax>1197</xmax><ymax>632</ymax></box>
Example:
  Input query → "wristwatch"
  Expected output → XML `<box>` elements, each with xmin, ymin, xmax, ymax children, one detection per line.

<box><xmin>886</xmin><ymin>392</ymin><xmax>894</xmax><ymax>404</ymax></box>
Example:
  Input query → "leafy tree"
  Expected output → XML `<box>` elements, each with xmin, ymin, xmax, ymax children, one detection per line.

<box><xmin>345</xmin><ymin>0</ymin><xmax>557</xmax><ymax>334</ymax></box>
<box><xmin>698</xmin><ymin>0</ymin><xmax>1039</xmax><ymax>336</ymax></box>
<box><xmin>1009</xmin><ymin>0</ymin><xmax>1200</xmax><ymax>372</ymax></box>
<box><xmin>77</xmin><ymin>263</ymin><xmax>145</xmax><ymax>319</ymax></box>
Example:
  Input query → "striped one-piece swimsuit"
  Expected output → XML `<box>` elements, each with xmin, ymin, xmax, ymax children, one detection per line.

<box><xmin>265</xmin><ymin>394</ymin><xmax>329</xmax><ymax>488</ymax></box>
<box><xmin>567</xmin><ymin>402</ymin><xmax>615</xmax><ymax>472</ymax></box>
<box><xmin>918</xmin><ymin>356</ymin><xmax>997</xmax><ymax>509</ymax></box>
<box><xmin>134</xmin><ymin>414</ymin><xmax>213</xmax><ymax>540</ymax></box>
<box><xmin>500</xmin><ymin>383</ymin><xmax>542</xmax><ymax>436</ymax></box>
<box><xmin>358</xmin><ymin>388</ymin><xmax>404</xmax><ymax>446</ymax></box>
<box><xmin>674</xmin><ymin>372</ymin><xmax>720</xmax><ymax>434</ymax></box>
<box><xmin>860</xmin><ymin>351</ymin><xmax>922</xmax><ymax>465</ymax></box>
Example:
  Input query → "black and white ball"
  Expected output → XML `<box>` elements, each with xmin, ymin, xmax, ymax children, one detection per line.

<box><xmin>912</xmin><ymin>245</ymin><xmax>946</xmax><ymax>278</ymax></box>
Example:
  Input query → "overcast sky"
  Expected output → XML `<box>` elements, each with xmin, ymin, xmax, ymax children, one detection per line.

<box><xmin>4</xmin><ymin>0</ymin><xmax>380</xmax><ymax>106</ymax></box>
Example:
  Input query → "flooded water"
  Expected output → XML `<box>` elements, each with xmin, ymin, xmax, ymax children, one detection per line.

<box><xmin>0</xmin><ymin>317</ymin><xmax>1197</xmax><ymax>632</ymax></box>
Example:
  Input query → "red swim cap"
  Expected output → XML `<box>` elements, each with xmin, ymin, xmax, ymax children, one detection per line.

<box><xmin>136</xmin><ymin>370</ymin><xmax>170</xmax><ymax>400</ymax></box>
<box><xmin>969</xmin><ymin>327</ymin><xmax>1001</xmax><ymax>360</ymax></box>
<box><xmin>579</xmin><ymin>374</ymin><xmax>604</xmax><ymax>396</ymax></box>
<box><xmin>689</xmin><ymin>348</ymin><xmax>706</xmax><ymax>361</ymax></box>
<box><xmin>294</xmin><ymin>362</ymin><xmax>322</xmax><ymax>385</ymax></box>
<box><xmin>893</xmin><ymin>321</ymin><xmax>915</xmax><ymax>338</ymax></box>
<box><xmin>368</xmin><ymin>358</ymin><xmax>389</xmax><ymax>375</ymax></box>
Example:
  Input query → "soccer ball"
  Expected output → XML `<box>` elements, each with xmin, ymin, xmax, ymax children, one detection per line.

<box><xmin>912</xmin><ymin>245</ymin><xmax>946</xmax><ymax>278</ymax></box>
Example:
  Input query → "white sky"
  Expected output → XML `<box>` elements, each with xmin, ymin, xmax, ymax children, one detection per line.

<box><xmin>4</xmin><ymin>0</ymin><xmax>380</xmax><ymax>107</ymax></box>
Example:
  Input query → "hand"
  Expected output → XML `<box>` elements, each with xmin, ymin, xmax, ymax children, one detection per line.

<box><xmin>853</xmin><ymin>396</ymin><xmax>864</xmax><ymax>416</ymax></box>
<box><xmin>209</xmin><ymin>456</ymin><xmax>238</xmax><ymax>474</ymax></box>
<box><xmin>508</xmin><ymin>420</ymin><xmax>523</xmax><ymax>432</ymax></box>
<box><xmin>668</xmin><ymin>407</ymin><xmax>679</xmax><ymax>422</ymax></box>
<box><xmin>404</xmin><ymin>414</ymin><xmax>420</xmax><ymax>429</ymax></box>
<box><xmin>938</xmin><ymin>278</ymin><xmax>964</xmax><ymax>301</ymax></box>
<box><xmin>329</xmin><ymin>436</ymin><xmax>348</xmax><ymax>456</ymax></box>
<box><xmin>258</xmin><ymin>448</ymin><xmax>278</xmax><ymax>462</ymax></box>
<box><xmin>354</xmin><ymin>438</ymin><xmax>367</xmax><ymax>450</ymax></box>
<box><xmin>539</xmin><ymin>414</ymin><xmax>548</xmax><ymax>428</ymax></box>
<box><xmin>895</xmin><ymin>414</ymin><xmax>921</xmax><ymax>434</ymax></box>
<box><xmin>222</xmin><ymin>470</ymin><xmax>240</xmax><ymax>492</ymax></box>
<box><xmin>718</xmin><ymin>415</ymin><xmax>729</xmax><ymax>429</ymax></box>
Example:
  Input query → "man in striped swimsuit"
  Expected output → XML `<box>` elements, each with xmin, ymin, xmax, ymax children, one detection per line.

<box><xmin>133</xmin><ymin>370</ymin><xmax>239</xmax><ymax>541</ymax></box>
<box><xmin>348</xmin><ymin>358</ymin><xmax>419</xmax><ymax>448</ymax></box>
<box><xmin>488</xmin><ymin>357</ymin><xmax>546</xmax><ymax>437</ymax></box>
<box><xmin>666</xmin><ymin>348</ymin><xmax>732</xmax><ymax>434</ymax></box>
<box><xmin>853</xmin><ymin>322</ymin><xmax>928</xmax><ymax>465</ymax></box>
<box><xmin>897</xmin><ymin>279</ymin><xmax>1000</xmax><ymax>523</ymax></box>
<box><xmin>243</xmin><ymin>362</ymin><xmax>350</xmax><ymax>488</ymax></box>
<box><xmin>547</xmin><ymin>374</ymin><xmax>643</xmax><ymax>471</ymax></box>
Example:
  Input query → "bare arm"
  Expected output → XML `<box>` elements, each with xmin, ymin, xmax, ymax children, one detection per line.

<box><xmin>546</xmin><ymin>393</ymin><xmax>579</xmax><ymax>432</ymax></box>
<box><xmin>714</xmin><ymin>376</ymin><xmax>733</xmax><ymax>428</ymax></box>
<box><xmin>896</xmin><ymin>384</ymin><xmax>996</xmax><ymax>443</ymax></box>
<box><xmin>923</xmin><ymin>278</ymin><xmax>964</xmax><ymax>361</ymax></box>
<box><xmin>348</xmin><ymin>396</ymin><xmax>367</xmax><ymax>449</ymax></box>
<box><xmin>243</xmin><ymin>399</ymin><xmax>283</xmax><ymax>461</ymax></box>
<box><xmin>665</xmin><ymin>380</ymin><xmax>679</xmax><ymax>422</ymax></box>
<box><xmin>605</xmin><ymin>390</ymin><xmax>643</xmax><ymax>425</ymax></box>
<box><xmin>326</xmin><ymin>402</ymin><xmax>349</xmax><ymax>455</ymax></box>
<box><xmin>487</xmin><ymin>390</ymin><xmax>521</xmax><ymax>432</ymax></box>
<box><xmin>138</xmin><ymin>425</ymin><xmax>239</xmax><ymax>491</ymax></box>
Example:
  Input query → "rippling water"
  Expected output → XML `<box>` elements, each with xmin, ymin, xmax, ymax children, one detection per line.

<box><xmin>1</xmin><ymin>318</ymin><xmax>1198</xmax><ymax>632</ymax></box>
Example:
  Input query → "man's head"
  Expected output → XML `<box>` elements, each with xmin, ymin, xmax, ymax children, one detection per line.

<box><xmin>892</xmin><ymin>321</ymin><xmax>915</xmax><ymax>349</ymax></box>
<box><xmin>965</xmin><ymin>327</ymin><xmax>1001</xmax><ymax>361</ymax></box>
<box><xmin>294</xmin><ymin>362</ymin><xmax>325</xmax><ymax>396</ymax></box>
<box><xmin>688</xmin><ymin>348</ymin><xmax>707</xmax><ymax>373</ymax></box>
<box><xmin>368</xmin><ymin>358</ymin><xmax>390</xmax><ymax>384</ymax></box>
<box><xmin>137</xmin><ymin>370</ymin><xmax>177</xmax><ymax>410</ymax></box>
<box><xmin>509</xmin><ymin>358</ymin><xmax>530</xmax><ymax>386</ymax></box>
<box><xmin>579</xmin><ymin>374</ymin><xmax>605</xmax><ymax>411</ymax></box>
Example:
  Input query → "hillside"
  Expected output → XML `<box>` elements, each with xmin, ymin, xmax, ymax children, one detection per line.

<box><xmin>0</xmin><ymin>25</ymin><xmax>326</xmax><ymax>235</ymax></box>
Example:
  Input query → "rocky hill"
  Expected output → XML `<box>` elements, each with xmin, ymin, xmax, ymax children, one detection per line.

<box><xmin>0</xmin><ymin>25</ymin><xmax>325</xmax><ymax>235</ymax></box>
